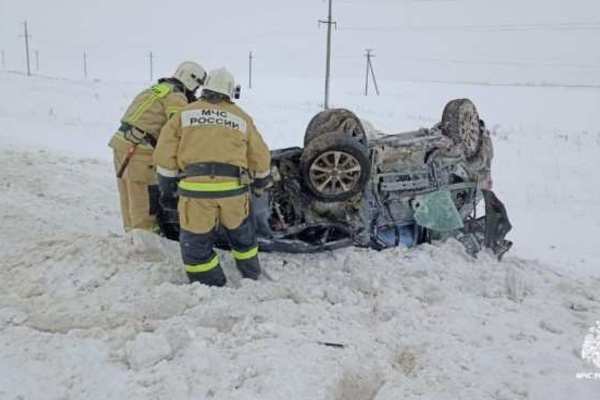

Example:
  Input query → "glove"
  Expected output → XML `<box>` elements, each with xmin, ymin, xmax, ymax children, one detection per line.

<box><xmin>157</xmin><ymin>174</ymin><xmax>179</xmax><ymax>211</ymax></box>
<box><xmin>252</xmin><ymin>175</ymin><xmax>273</xmax><ymax>197</ymax></box>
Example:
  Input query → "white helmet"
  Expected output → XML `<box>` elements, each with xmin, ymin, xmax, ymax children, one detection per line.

<box><xmin>173</xmin><ymin>61</ymin><xmax>207</xmax><ymax>92</ymax></box>
<box><xmin>203</xmin><ymin>68</ymin><xmax>238</xmax><ymax>99</ymax></box>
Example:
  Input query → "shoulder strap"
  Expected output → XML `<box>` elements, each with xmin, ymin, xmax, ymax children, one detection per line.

<box><xmin>127</xmin><ymin>83</ymin><xmax>173</xmax><ymax>124</ymax></box>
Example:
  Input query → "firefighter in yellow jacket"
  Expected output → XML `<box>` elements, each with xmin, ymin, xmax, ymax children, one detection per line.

<box><xmin>154</xmin><ymin>68</ymin><xmax>271</xmax><ymax>286</ymax></box>
<box><xmin>109</xmin><ymin>61</ymin><xmax>207</xmax><ymax>234</ymax></box>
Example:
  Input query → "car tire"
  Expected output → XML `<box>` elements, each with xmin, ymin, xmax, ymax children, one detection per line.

<box><xmin>300</xmin><ymin>132</ymin><xmax>371</xmax><ymax>202</ymax></box>
<box><xmin>441</xmin><ymin>98</ymin><xmax>482</xmax><ymax>160</ymax></box>
<box><xmin>304</xmin><ymin>108</ymin><xmax>367</xmax><ymax>146</ymax></box>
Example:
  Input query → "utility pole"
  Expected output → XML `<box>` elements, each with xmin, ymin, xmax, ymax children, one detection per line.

<box><xmin>21</xmin><ymin>21</ymin><xmax>32</xmax><ymax>76</ymax></box>
<box><xmin>364</xmin><ymin>49</ymin><xmax>380</xmax><ymax>96</ymax></box>
<box><xmin>148</xmin><ymin>51</ymin><xmax>154</xmax><ymax>82</ymax></box>
<box><xmin>1</xmin><ymin>50</ymin><xmax>5</xmax><ymax>70</ymax></box>
<box><xmin>369</xmin><ymin>56</ymin><xmax>380</xmax><ymax>96</ymax></box>
<box><xmin>319</xmin><ymin>0</ymin><xmax>336</xmax><ymax>109</ymax></box>
<box><xmin>34</xmin><ymin>50</ymin><xmax>39</xmax><ymax>72</ymax></box>
<box><xmin>364</xmin><ymin>49</ymin><xmax>371</xmax><ymax>96</ymax></box>
<box><xmin>248</xmin><ymin>51</ymin><xmax>253</xmax><ymax>89</ymax></box>
<box><xmin>83</xmin><ymin>51</ymin><xmax>88</xmax><ymax>79</ymax></box>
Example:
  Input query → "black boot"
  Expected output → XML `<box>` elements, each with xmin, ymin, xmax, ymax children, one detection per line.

<box><xmin>235</xmin><ymin>257</ymin><xmax>261</xmax><ymax>280</ymax></box>
<box><xmin>187</xmin><ymin>265</ymin><xmax>227</xmax><ymax>287</ymax></box>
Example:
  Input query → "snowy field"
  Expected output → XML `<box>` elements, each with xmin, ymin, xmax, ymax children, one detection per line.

<box><xmin>1</xmin><ymin>0</ymin><xmax>600</xmax><ymax>397</ymax></box>
<box><xmin>0</xmin><ymin>71</ymin><xmax>599</xmax><ymax>399</ymax></box>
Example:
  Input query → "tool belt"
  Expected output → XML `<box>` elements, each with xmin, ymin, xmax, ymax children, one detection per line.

<box><xmin>119</xmin><ymin>122</ymin><xmax>157</xmax><ymax>148</ymax></box>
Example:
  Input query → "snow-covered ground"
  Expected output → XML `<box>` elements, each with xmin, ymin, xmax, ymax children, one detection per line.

<box><xmin>0</xmin><ymin>71</ymin><xmax>599</xmax><ymax>399</ymax></box>
<box><xmin>2</xmin><ymin>71</ymin><xmax>599</xmax><ymax>274</ymax></box>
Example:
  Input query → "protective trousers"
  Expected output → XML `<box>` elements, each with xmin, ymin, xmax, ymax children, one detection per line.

<box><xmin>178</xmin><ymin>193</ymin><xmax>261</xmax><ymax>286</ymax></box>
<box><xmin>112</xmin><ymin>146</ymin><xmax>159</xmax><ymax>232</ymax></box>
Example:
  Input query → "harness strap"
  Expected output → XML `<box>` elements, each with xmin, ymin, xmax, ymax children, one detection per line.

<box><xmin>178</xmin><ymin>185</ymin><xmax>249</xmax><ymax>199</ymax></box>
<box><xmin>119</xmin><ymin>122</ymin><xmax>157</xmax><ymax>148</ymax></box>
<box><xmin>182</xmin><ymin>162</ymin><xmax>243</xmax><ymax>178</ymax></box>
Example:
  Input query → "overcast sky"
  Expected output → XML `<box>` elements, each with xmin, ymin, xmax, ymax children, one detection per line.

<box><xmin>1</xmin><ymin>0</ymin><xmax>599</xmax><ymax>85</ymax></box>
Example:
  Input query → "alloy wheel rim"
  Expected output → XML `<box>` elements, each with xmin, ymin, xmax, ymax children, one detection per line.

<box><xmin>309</xmin><ymin>151</ymin><xmax>362</xmax><ymax>195</ymax></box>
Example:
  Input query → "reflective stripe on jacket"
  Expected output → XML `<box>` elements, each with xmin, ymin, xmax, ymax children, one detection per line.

<box><xmin>113</xmin><ymin>82</ymin><xmax>188</xmax><ymax>142</ymax></box>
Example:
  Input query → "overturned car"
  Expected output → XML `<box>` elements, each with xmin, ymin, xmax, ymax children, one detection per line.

<box><xmin>162</xmin><ymin>99</ymin><xmax>512</xmax><ymax>258</ymax></box>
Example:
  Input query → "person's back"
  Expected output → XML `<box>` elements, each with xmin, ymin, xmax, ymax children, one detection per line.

<box><xmin>155</xmin><ymin>68</ymin><xmax>271</xmax><ymax>286</ymax></box>
<box><xmin>157</xmin><ymin>95</ymin><xmax>269</xmax><ymax>184</ymax></box>
<box><xmin>109</xmin><ymin>61</ymin><xmax>206</xmax><ymax>233</ymax></box>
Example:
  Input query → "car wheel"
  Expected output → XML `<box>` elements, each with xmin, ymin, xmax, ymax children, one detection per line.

<box><xmin>304</xmin><ymin>108</ymin><xmax>367</xmax><ymax>146</ymax></box>
<box><xmin>300</xmin><ymin>132</ymin><xmax>371</xmax><ymax>202</ymax></box>
<box><xmin>441</xmin><ymin>98</ymin><xmax>482</xmax><ymax>159</ymax></box>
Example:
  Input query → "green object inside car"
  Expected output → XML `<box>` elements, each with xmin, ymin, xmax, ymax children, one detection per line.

<box><xmin>413</xmin><ymin>189</ymin><xmax>464</xmax><ymax>232</ymax></box>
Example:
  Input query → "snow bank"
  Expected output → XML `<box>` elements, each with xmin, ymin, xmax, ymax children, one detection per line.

<box><xmin>0</xmin><ymin>148</ymin><xmax>598</xmax><ymax>400</ymax></box>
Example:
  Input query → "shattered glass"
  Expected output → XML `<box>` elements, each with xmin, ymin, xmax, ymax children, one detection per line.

<box><xmin>413</xmin><ymin>190</ymin><xmax>464</xmax><ymax>232</ymax></box>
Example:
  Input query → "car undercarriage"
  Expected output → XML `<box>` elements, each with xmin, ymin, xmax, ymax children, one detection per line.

<box><xmin>251</xmin><ymin>99</ymin><xmax>512</xmax><ymax>258</ymax></box>
<box><xmin>162</xmin><ymin>99</ymin><xmax>513</xmax><ymax>258</ymax></box>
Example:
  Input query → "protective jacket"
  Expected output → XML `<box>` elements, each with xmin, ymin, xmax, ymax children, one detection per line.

<box><xmin>154</xmin><ymin>98</ymin><xmax>271</xmax><ymax>191</ymax></box>
<box><xmin>109</xmin><ymin>79</ymin><xmax>189</xmax><ymax>154</ymax></box>
<box><xmin>109</xmin><ymin>79</ymin><xmax>190</xmax><ymax>232</ymax></box>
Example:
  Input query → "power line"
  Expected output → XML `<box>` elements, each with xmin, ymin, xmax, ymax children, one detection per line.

<box><xmin>403</xmin><ymin>57</ymin><xmax>600</xmax><ymax>70</ymax></box>
<box><xmin>319</xmin><ymin>0</ymin><xmax>337</xmax><ymax>109</ymax></box>
<box><xmin>340</xmin><ymin>21</ymin><xmax>600</xmax><ymax>33</ymax></box>
<box><xmin>403</xmin><ymin>78</ymin><xmax>600</xmax><ymax>89</ymax></box>
<box><xmin>330</xmin><ymin>53</ymin><xmax>600</xmax><ymax>70</ymax></box>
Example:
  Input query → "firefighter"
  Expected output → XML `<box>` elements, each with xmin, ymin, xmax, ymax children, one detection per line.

<box><xmin>109</xmin><ymin>61</ymin><xmax>207</xmax><ymax>234</ymax></box>
<box><xmin>154</xmin><ymin>68</ymin><xmax>271</xmax><ymax>286</ymax></box>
